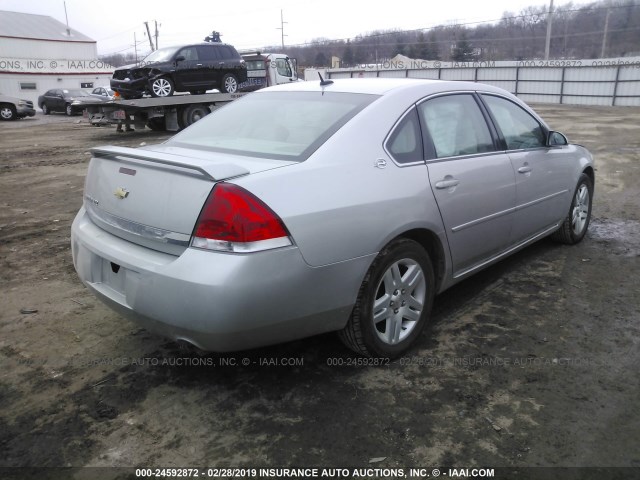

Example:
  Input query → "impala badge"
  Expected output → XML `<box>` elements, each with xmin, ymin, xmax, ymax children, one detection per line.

<box><xmin>114</xmin><ymin>187</ymin><xmax>129</xmax><ymax>199</ymax></box>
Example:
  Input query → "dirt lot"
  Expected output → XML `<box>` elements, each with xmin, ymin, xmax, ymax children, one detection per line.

<box><xmin>1</xmin><ymin>105</ymin><xmax>639</xmax><ymax>476</ymax></box>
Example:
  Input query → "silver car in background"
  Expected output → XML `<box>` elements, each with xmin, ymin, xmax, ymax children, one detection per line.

<box><xmin>71</xmin><ymin>78</ymin><xmax>594</xmax><ymax>357</ymax></box>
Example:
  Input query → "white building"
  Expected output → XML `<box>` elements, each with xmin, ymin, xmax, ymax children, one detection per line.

<box><xmin>0</xmin><ymin>10</ymin><xmax>113</xmax><ymax>107</ymax></box>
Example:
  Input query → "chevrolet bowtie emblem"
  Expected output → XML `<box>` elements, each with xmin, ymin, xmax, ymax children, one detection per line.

<box><xmin>114</xmin><ymin>187</ymin><xmax>129</xmax><ymax>199</ymax></box>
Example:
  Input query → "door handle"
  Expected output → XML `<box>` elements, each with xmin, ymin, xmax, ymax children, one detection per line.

<box><xmin>518</xmin><ymin>166</ymin><xmax>532</xmax><ymax>173</ymax></box>
<box><xmin>435</xmin><ymin>178</ymin><xmax>460</xmax><ymax>189</ymax></box>
<box><xmin>196</xmin><ymin>63</ymin><xmax>203</xmax><ymax>67</ymax></box>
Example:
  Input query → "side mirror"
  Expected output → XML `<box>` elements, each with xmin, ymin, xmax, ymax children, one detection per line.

<box><xmin>548</xmin><ymin>131</ymin><xmax>568</xmax><ymax>146</ymax></box>
<box><xmin>175</xmin><ymin>55</ymin><xmax>185</xmax><ymax>63</ymax></box>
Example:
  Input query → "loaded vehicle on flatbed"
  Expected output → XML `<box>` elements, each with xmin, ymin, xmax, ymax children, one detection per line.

<box><xmin>111</xmin><ymin>42</ymin><xmax>247</xmax><ymax>98</ymax></box>
<box><xmin>83</xmin><ymin>51</ymin><xmax>298</xmax><ymax>132</ymax></box>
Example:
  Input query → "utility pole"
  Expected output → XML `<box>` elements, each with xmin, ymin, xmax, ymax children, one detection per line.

<box><xmin>144</xmin><ymin>22</ymin><xmax>155</xmax><ymax>51</ymax></box>
<box><xmin>154</xmin><ymin>20</ymin><xmax>159</xmax><ymax>50</ymax></box>
<box><xmin>544</xmin><ymin>0</ymin><xmax>554</xmax><ymax>60</ymax></box>
<box><xmin>63</xmin><ymin>1</ymin><xmax>71</xmax><ymax>36</ymax></box>
<box><xmin>276</xmin><ymin>10</ymin><xmax>287</xmax><ymax>48</ymax></box>
<box><xmin>134</xmin><ymin>32</ymin><xmax>138</xmax><ymax>63</ymax></box>
<box><xmin>601</xmin><ymin>8</ymin><xmax>611</xmax><ymax>58</ymax></box>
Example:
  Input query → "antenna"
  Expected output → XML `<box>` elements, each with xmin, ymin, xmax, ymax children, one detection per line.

<box><xmin>318</xmin><ymin>72</ymin><xmax>333</xmax><ymax>86</ymax></box>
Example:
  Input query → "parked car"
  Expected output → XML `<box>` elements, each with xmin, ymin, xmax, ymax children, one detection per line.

<box><xmin>90</xmin><ymin>86</ymin><xmax>115</xmax><ymax>100</ymax></box>
<box><xmin>71</xmin><ymin>79</ymin><xmax>594</xmax><ymax>357</ymax></box>
<box><xmin>110</xmin><ymin>42</ymin><xmax>247</xmax><ymax>98</ymax></box>
<box><xmin>0</xmin><ymin>93</ymin><xmax>36</xmax><ymax>121</ymax></box>
<box><xmin>38</xmin><ymin>89</ymin><xmax>103</xmax><ymax>116</ymax></box>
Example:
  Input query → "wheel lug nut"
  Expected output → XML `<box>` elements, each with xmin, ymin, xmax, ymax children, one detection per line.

<box><xmin>390</xmin><ymin>301</ymin><xmax>394</xmax><ymax>306</ymax></box>
<box><xmin>394</xmin><ymin>309</ymin><xmax>399</xmax><ymax>314</ymax></box>
<box><xmin>401</xmin><ymin>289</ymin><xmax>406</xmax><ymax>294</ymax></box>
<box><xmin>402</xmin><ymin>301</ymin><xmax>406</xmax><ymax>306</ymax></box>
<box><xmin>394</xmin><ymin>290</ymin><xmax>399</xmax><ymax>295</ymax></box>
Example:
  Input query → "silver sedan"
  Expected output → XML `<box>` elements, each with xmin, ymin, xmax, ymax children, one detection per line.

<box><xmin>71</xmin><ymin>78</ymin><xmax>594</xmax><ymax>357</ymax></box>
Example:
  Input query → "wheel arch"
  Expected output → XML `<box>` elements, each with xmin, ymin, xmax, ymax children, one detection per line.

<box><xmin>394</xmin><ymin>228</ymin><xmax>447</xmax><ymax>293</ymax></box>
<box><xmin>582</xmin><ymin>165</ymin><xmax>595</xmax><ymax>188</ymax></box>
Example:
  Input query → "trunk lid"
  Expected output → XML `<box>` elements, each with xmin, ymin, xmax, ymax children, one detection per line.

<box><xmin>83</xmin><ymin>145</ymin><xmax>294</xmax><ymax>255</ymax></box>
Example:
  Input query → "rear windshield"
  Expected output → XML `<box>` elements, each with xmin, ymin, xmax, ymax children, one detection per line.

<box><xmin>167</xmin><ymin>91</ymin><xmax>378</xmax><ymax>162</ymax></box>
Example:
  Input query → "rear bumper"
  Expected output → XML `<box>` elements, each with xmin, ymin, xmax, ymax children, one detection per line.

<box><xmin>71</xmin><ymin>208</ymin><xmax>372</xmax><ymax>351</ymax></box>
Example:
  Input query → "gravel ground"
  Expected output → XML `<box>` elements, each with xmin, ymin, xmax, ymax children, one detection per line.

<box><xmin>0</xmin><ymin>105</ymin><xmax>639</xmax><ymax>477</ymax></box>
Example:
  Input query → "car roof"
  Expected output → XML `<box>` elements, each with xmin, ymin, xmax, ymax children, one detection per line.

<box><xmin>258</xmin><ymin>78</ymin><xmax>510</xmax><ymax>97</ymax></box>
<box><xmin>188</xmin><ymin>42</ymin><xmax>236</xmax><ymax>48</ymax></box>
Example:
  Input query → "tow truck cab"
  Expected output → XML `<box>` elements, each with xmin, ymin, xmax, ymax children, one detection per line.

<box><xmin>239</xmin><ymin>53</ymin><xmax>298</xmax><ymax>91</ymax></box>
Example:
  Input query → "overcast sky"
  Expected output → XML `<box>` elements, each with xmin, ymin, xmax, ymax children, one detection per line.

<box><xmin>2</xmin><ymin>0</ymin><xmax>595</xmax><ymax>56</ymax></box>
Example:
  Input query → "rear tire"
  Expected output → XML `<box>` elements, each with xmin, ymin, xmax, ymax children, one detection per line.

<box><xmin>0</xmin><ymin>104</ymin><xmax>16</xmax><ymax>121</ymax></box>
<box><xmin>551</xmin><ymin>173</ymin><xmax>593</xmax><ymax>245</ymax></box>
<box><xmin>221</xmin><ymin>73</ymin><xmax>238</xmax><ymax>93</ymax></box>
<box><xmin>181</xmin><ymin>104</ymin><xmax>210</xmax><ymax>128</ymax></box>
<box><xmin>339</xmin><ymin>238</ymin><xmax>435</xmax><ymax>358</ymax></box>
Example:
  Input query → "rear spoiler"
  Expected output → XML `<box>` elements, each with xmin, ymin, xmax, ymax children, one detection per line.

<box><xmin>90</xmin><ymin>145</ymin><xmax>250</xmax><ymax>181</ymax></box>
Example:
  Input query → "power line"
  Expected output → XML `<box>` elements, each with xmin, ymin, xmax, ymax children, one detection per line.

<box><xmin>271</xmin><ymin>3</ymin><xmax>640</xmax><ymax>49</ymax></box>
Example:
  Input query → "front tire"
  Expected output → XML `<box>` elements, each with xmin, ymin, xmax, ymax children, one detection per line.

<box><xmin>339</xmin><ymin>238</ymin><xmax>435</xmax><ymax>358</ymax></box>
<box><xmin>65</xmin><ymin>103</ymin><xmax>73</xmax><ymax>116</ymax></box>
<box><xmin>221</xmin><ymin>73</ymin><xmax>238</xmax><ymax>93</ymax></box>
<box><xmin>0</xmin><ymin>104</ymin><xmax>16</xmax><ymax>121</ymax></box>
<box><xmin>551</xmin><ymin>173</ymin><xmax>593</xmax><ymax>244</ymax></box>
<box><xmin>41</xmin><ymin>104</ymin><xmax>50</xmax><ymax>115</ymax></box>
<box><xmin>149</xmin><ymin>77</ymin><xmax>174</xmax><ymax>97</ymax></box>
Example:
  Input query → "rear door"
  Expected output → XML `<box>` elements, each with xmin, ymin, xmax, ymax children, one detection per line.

<box><xmin>480</xmin><ymin>94</ymin><xmax>573</xmax><ymax>245</ymax></box>
<box><xmin>196</xmin><ymin>45</ymin><xmax>221</xmax><ymax>89</ymax></box>
<box><xmin>418</xmin><ymin>93</ymin><xmax>517</xmax><ymax>277</ymax></box>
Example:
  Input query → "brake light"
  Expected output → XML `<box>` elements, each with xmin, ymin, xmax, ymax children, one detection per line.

<box><xmin>191</xmin><ymin>183</ymin><xmax>291</xmax><ymax>253</ymax></box>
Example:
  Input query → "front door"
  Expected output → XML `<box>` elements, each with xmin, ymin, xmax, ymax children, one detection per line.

<box><xmin>173</xmin><ymin>46</ymin><xmax>203</xmax><ymax>90</ymax></box>
<box><xmin>480</xmin><ymin>94</ymin><xmax>573</xmax><ymax>244</ymax></box>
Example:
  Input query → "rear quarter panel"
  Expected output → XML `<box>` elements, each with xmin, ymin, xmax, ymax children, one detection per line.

<box><xmin>233</xmin><ymin>92</ymin><xmax>449</xmax><ymax>269</ymax></box>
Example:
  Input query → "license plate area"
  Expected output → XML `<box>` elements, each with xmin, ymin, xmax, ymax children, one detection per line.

<box><xmin>112</xmin><ymin>110</ymin><xmax>126</xmax><ymax>120</ymax></box>
<box><xmin>100</xmin><ymin>258</ymin><xmax>126</xmax><ymax>295</ymax></box>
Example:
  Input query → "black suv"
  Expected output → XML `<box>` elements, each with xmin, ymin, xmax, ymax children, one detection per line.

<box><xmin>110</xmin><ymin>42</ymin><xmax>247</xmax><ymax>98</ymax></box>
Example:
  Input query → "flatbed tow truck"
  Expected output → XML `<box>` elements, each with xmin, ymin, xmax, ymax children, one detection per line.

<box><xmin>83</xmin><ymin>92</ymin><xmax>246</xmax><ymax>132</ymax></box>
<box><xmin>82</xmin><ymin>52</ymin><xmax>297</xmax><ymax>132</ymax></box>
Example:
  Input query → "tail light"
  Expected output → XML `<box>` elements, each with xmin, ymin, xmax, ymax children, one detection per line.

<box><xmin>191</xmin><ymin>183</ymin><xmax>292</xmax><ymax>253</ymax></box>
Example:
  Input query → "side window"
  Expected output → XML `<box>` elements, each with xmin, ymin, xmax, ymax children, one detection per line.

<box><xmin>218</xmin><ymin>46</ymin><xmax>234</xmax><ymax>60</ymax></box>
<box><xmin>197</xmin><ymin>46</ymin><xmax>218</xmax><ymax>61</ymax></box>
<box><xmin>177</xmin><ymin>47</ymin><xmax>198</xmax><ymax>61</ymax></box>
<box><xmin>386</xmin><ymin>108</ymin><xmax>423</xmax><ymax>164</ymax></box>
<box><xmin>418</xmin><ymin>94</ymin><xmax>494</xmax><ymax>159</ymax></box>
<box><xmin>482</xmin><ymin>95</ymin><xmax>546</xmax><ymax>150</ymax></box>
<box><xmin>275</xmin><ymin>58</ymin><xmax>292</xmax><ymax>77</ymax></box>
